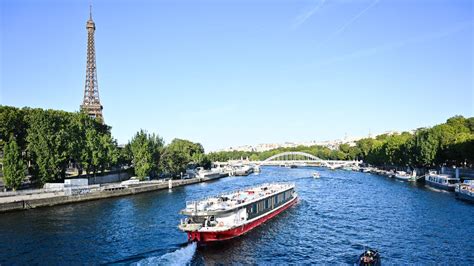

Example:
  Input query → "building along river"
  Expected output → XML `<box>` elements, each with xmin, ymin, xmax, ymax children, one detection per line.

<box><xmin>0</xmin><ymin>166</ymin><xmax>473</xmax><ymax>264</ymax></box>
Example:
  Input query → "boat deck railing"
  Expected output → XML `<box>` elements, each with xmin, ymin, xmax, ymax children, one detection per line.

<box><xmin>184</xmin><ymin>182</ymin><xmax>295</xmax><ymax>211</ymax></box>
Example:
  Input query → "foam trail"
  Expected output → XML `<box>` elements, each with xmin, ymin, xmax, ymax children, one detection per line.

<box><xmin>133</xmin><ymin>242</ymin><xmax>197</xmax><ymax>266</ymax></box>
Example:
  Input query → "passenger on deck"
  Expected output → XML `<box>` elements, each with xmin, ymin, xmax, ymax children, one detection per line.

<box><xmin>361</xmin><ymin>251</ymin><xmax>374</xmax><ymax>264</ymax></box>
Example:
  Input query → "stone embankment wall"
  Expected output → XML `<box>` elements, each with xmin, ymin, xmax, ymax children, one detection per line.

<box><xmin>441</xmin><ymin>167</ymin><xmax>474</xmax><ymax>179</ymax></box>
<box><xmin>0</xmin><ymin>175</ymin><xmax>224</xmax><ymax>213</ymax></box>
<box><xmin>86</xmin><ymin>170</ymin><xmax>132</xmax><ymax>185</ymax></box>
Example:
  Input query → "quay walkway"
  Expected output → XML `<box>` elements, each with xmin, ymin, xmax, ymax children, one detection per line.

<box><xmin>0</xmin><ymin>176</ymin><xmax>225</xmax><ymax>213</ymax></box>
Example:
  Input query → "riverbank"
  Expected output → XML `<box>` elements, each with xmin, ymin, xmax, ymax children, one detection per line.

<box><xmin>0</xmin><ymin>175</ymin><xmax>227</xmax><ymax>213</ymax></box>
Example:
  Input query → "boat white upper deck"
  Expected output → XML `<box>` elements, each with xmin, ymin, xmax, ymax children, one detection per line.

<box><xmin>181</xmin><ymin>183</ymin><xmax>294</xmax><ymax>215</ymax></box>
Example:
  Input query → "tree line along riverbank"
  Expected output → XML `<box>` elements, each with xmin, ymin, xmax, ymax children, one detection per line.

<box><xmin>0</xmin><ymin>106</ymin><xmax>212</xmax><ymax>191</ymax></box>
<box><xmin>1</xmin><ymin>105</ymin><xmax>473</xmax><ymax>191</ymax></box>
<box><xmin>208</xmin><ymin>116</ymin><xmax>474</xmax><ymax>171</ymax></box>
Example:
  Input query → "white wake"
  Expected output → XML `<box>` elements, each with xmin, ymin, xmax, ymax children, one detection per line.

<box><xmin>134</xmin><ymin>242</ymin><xmax>197</xmax><ymax>266</ymax></box>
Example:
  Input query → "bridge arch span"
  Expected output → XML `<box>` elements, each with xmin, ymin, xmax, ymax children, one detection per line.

<box><xmin>263</xmin><ymin>151</ymin><xmax>324</xmax><ymax>162</ymax></box>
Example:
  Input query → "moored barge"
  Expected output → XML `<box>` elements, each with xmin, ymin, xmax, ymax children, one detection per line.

<box><xmin>425</xmin><ymin>172</ymin><xmax>460</xmax><ymax>191</ymax></box>
<box><xmin>178</xmin><ymin>183</ymin><xmax>297</xmax><ymax>242</ymax></box>
<box><xmin>455</xmin><ymin>180</ymin><xmax>474</xmax><ymax>203</ymax></box>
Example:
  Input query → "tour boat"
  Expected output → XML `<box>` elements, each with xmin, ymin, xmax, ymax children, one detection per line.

<box><xmin>455</xmin><ymin>180</ymin><xmax>474</xmax><ymax>203</ymax></box>
<box><xmin>234</xmin><ymin>165</ymin><xmax>254</xmax><ymax>176</ymax></box>
<box><xmin>394</xmin><ymin>171</ymin><xmax>416</xmax><ymax>182</ymax></box>
<box><xmin>178</xmin><ymin>183</ymin><xmax>298</xmax><ymax>243</ymax></box>
<box><xmin>312</xmin><ymin>172</ymin><xmax>321</xmax><ymax>178</ymax></box>
<box><xmin>196</xmin><ymin>167</ymin><xmax>226</xmax><ymax>180</ymax></box>
<box><xmin>425</xmin><ymin>172</ymin><xmax>460</xmax><ymax>191</ymax></box>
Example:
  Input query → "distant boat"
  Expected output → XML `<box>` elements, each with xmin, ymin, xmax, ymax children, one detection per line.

<box><xmin>196</xmin><ymin>167</ymin><xmax>226</xmax><ymax>180</ymax></box>
<box><xmin>312</xmin><ymin>172</ymin><xmax>320</xmax><ymax>179</ymax></box>
<box><xmin>385</xmin><ymin>170</ymin><xmax>395</xmax><ymax>178</ymax></box>
<box><xmin>455</xmin><ymin>180</ymin><xmax>474</xmax><ymax>202</ymax></box>
<box><xmin>342</xmin><ymin>166</ymin><xmax>353</xmax><ymax>171</ymax></box>
<box><xmin>234</xmin><ymin>165</ymin><xmax>254</xmax><ymax>176</ymax></box>
<box><xmin>394</xmin><ymin>171</ymin><xmax>416</xmax><ymax>182</ymax></box>
<box><xmin>360</xmin><ymin>167</ymin><xmax>372</xmax><ymax>173</ymax></box>
<box><xmin>425</xmin><ymin>171</ymin><xmax>460</xmax><ymax>191</ymax></box>
<box><xmin>356</xmin><ymin>249</ymin><xmax>381</xmax><ymax>266</ymax></box>
<box><xmin>253</xmin><ymin>165</ymin><xmax>261</xmax><ymax>174</ymax></box>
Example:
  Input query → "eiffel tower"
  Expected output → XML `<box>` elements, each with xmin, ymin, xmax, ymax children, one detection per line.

<box><xmin>80</xmin><ymin>5</ymin><xmax>103</xmax><ymax>123</ymax></box>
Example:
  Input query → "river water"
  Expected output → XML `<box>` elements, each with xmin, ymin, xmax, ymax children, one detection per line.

<box><xmin>0</xmin><ymin>166</ymin><xmax>473</xmax><ymax>264</ymax></box>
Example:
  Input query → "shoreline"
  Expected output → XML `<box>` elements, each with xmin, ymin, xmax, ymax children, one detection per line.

<box><xmin>0</xmin><ymin>176</ymin><xmax>227</xmax><ymax>213</ymax></box>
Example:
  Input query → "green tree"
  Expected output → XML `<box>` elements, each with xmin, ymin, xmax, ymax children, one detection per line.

<box><xmin>161</xmin><ymin>148</ymin><xmax>189</xmax><ymax>177</ymax></box>
<box><xmin>249</xmin><ymin>154</ymin><xmax>259</xmax><ymax>161</ymax></box>
<box><xmin>382</xmin><ymin>132</ymin><xmax>412</xmax><ymax>166</ymax></box>
<box><xmin>2</xmin><ymin>138</ymin><xmax>27</xmax><ymax>190</ymax></box>
<box><xmin>129</xmin><ymin>130</ymin><xmax>163</xmax><ymax>180</ymax></box>
<box><xmin>117</xmin><ymin>144</ymin><xmax>133</xmax><ymax>167</ymax></box>
<box><xmin>356</xmin><ymin>138</ymin><xmax>377</xmax><ymax>159</ymax></box>
<box><xmin>0</xmin><ymin>106</ymin><xmax>28</xmax><ymax>152</ymax></box>
<box><xmin>1</xmin><ymin>106</ymin><xmax>123</xmax><ymax>186</ymax></box>
<box><xmin>26</xmin><ymin>109</ymin><xmax>74</xmax><ymax>183</ymax></box>
<box><xmin>100</xmin><ymin>133</ymin><xmax>119</xmax><ymax>172</ymax></box>
<box><xmin>161</xmin><ymin>139</ymin><xmax>206</xmax><ymax>177</ymax></box>
<box><xmin>192</xmin><ymin>153</ymin><xmax>212</xmax><ymax>169</ymax></box>
<box><xmin>75</xmin><ymin>113</ymin><xmax>119</xmax><ymax>176</ymax></box>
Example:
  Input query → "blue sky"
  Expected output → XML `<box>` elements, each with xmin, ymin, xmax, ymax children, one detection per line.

<box><xmin>1</xmin><ymin>0</ymin><xmax>473</xmax><ymax>151</ymax></box>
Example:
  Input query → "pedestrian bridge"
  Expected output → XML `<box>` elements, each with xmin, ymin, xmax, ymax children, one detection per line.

<box><xmin>258</xmin><ymin>151</ymin><xmax>360</xmax><ymax>168</ymax></box>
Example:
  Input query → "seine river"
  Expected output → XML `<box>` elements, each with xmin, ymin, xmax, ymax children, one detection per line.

<box><xmin>0</xmin><ymin>167</ymin><xmax>473</xmax><ymax>264</ymax></box>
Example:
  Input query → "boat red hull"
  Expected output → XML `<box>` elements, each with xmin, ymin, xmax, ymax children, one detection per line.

<box><xmin>187</xmin><ymin>196</ymin><xmax>298</xmax><ymax>243</ymax></box>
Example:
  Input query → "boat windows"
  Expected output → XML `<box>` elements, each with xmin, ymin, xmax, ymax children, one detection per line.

<box><xmin>190</xmin><ymin>216</ymin><xmax>206</xmax><ymax>224</ymax></box>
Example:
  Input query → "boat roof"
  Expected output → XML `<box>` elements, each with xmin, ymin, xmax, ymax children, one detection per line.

<box><xmin>429</xmin><ymin>173</ymin><xmax>459</xmax><ymax>179</ymax></box>
<box><xmin>181</xmin><ymin>183</ymin><xmax>294</xmax><ymax>216</ymax></box>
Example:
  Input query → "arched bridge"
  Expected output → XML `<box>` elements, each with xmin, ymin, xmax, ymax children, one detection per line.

<box><xmin>264</xmin><ymin>151</ymin><xmax>325</xmax><ymax>163</ymax></box>
<box><xmin>259</xmin><ymin>151</ymin><xmax>360</xmax><ymax>168</ymax></box>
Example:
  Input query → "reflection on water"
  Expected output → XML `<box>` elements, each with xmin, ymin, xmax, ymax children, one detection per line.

<box><xmin>0</xmin><ymin>167</ymin><xmax>473</xmax><ymax>264</ymax></box>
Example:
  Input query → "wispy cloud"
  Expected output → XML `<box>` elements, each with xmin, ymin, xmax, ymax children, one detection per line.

<box><xmin>313</xmin><ymin>20</ymin><xmax>474</xmax><ymax>68</ymax></box>
<box><xmin>292</xmin><ymin>0</ymin><xmax>326</xmax><ymax>29</ymax></box>
<box><xmin>317</xmin><ymin>0</ymin><xmax>380</xmax><ymax>47</ymax></box>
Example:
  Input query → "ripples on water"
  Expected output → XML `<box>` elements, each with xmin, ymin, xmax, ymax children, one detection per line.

<box><xmin>0</xmin><ymin>167</ymin><xmax>473</xmax><ymax>264</ymax></box>
<box><xmin>133</xmin><ymin>242</ymin><xmax>197</xmax><ymax>266</ymax></box>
